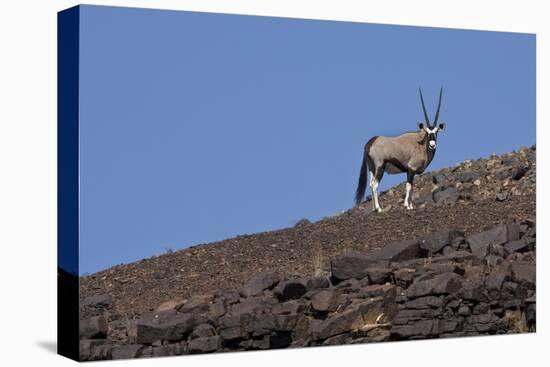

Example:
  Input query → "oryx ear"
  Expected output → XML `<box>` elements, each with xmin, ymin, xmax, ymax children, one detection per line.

<box><xmin>438</xmin><ymin>122</ymin><xmax>446</xmax><ymax>131</ymax></box>
<box><xmin>417</xmin><ymin>122</ymin><xmax>425</xmax><ymax>130</ymax></box>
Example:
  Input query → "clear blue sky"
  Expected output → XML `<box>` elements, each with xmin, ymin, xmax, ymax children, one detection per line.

<box><xmin>78</xmin><ymin>5</ymin><xmax>535</xmax><ymax>274</ymax></box>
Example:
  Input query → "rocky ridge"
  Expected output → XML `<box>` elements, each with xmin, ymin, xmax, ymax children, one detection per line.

<box><xmin>79</xmin><ymin>146</ymin><xmax>536</xmax><ymax>360</ymax></box>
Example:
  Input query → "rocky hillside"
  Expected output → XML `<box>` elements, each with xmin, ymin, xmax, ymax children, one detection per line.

<box><xmin>79</xmin><ymin>145</ymin><xmax>536</xmax><ymax>360</ymax></box>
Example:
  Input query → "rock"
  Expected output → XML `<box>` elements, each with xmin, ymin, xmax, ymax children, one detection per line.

<box><xmin>79</xmin><ymin>316</ymin><xmax>108</xmax><ymax>339</ymax></box>
<box><xmin>504</xmin><ymin>238</ymin><xmax>531</xmax><ymax>253</ymax></box>
<box><xmin>241</xmin><ymin>272</ymin><xmax>281</xmax><ymax>298</ymax></box>
<box><xmin>209</xmin><ymin>300</ymin><xmax>226</xmax><ymax>318</ymax></box>
<box><xmin>188</xmin><ymin>336</ymin><xmax>222</xmax><ymax>354</ymax></box>
<box><xmin>512</xmin><ymin>166</ymin><xmax>528</xmax><ymax>180</ymax></box>
<box><xmin>406</xmin><ymin>273</ymin><xmax>464</xmax><ymax>299</ymax></box>
<box><xmin>368</xmin><ymin>239</ymin><xmax>421</xmax><ymax>262</ymax></box>
<box><xmin>496</xmin><ymin>192</ymin><xmax>509</xmax><ymax>201</ymax></box>
<box><xmin>467</xmin><ymin>224</ymin><xmax>508</xmax><ymax>258</ymax></box>
<box><xmin>156</xmin><ymin>300</ymin><xmax>181</xmax><ymax>312</ymax></box>
<box><xmin>81</xmin><ymin>294</ymin><xmax>113</xmax><ymax>309</ymax></box>
<box><xmin>366</xmin><ymin>267</ymin><xmax>393</xmax><ymax>284</ymax></box>
<box><xmin>391</xmin><ymin>319</ymin><xmax>436</xmax><ymax>339</ymax></box>
<box><xmin>80</xmin><ymin>339</ymin><xmax>110</xmax><ymax>361</ymax></box>
<box><xmin>402</xmin><ymin>296</ymin><xmax>444</xmax><ymax>309</ymax></box>
<box><xmin>511</xmin><ymin>262</ymin><xmax>535</xmax><ymax>288</ymax></box>
<box><xmin>358</xmin><ymin>284</ymin><xmax>396</xmax><ymax>299</ymax></box>
<box><xmin>311</xmin><ymin>290</ymin><xmax>341</xmax><ymax>312</ymax></box>
<box><xmin>176</xmin><ymin>294</ymin><xmax>213</xmax><ymax>314</ymax></box>
<box><xmin>271</xmin><ymin>300</ymin><xmax>305</xmax><ymax>315</ymax></box>
<box><xmin>111</xmin><ymin>344</ymin><xmax>144</xmax><ymax>360</ymax></box>
<box><xmin>330</xmin><ymin>253</ymin><xmax>372</xmax><ymax>282</ymax></box>
<box><xmin>394</xmin><ymin>268</ymin><xmax>416</xmax><ymax>288</ymax></box>
<box><xmin>433</xmin><ymin>186</ymin><xmax>460</xmax><ymax>204</ymax></box>
<box><xmin>305</xmin><ymin>276</ymin><xmax>330</xmax><ymax>291</ymax></box>
<box><xmin>312</xmin><ymin>297</ymin><xmax>394</xmax><ymax>340</ymax></box>
<box><xmin>458</xmin><ymin>171</ymin><xmax>482</xmax><ymax>183</ymax></box>
<box><xmin>485</xmin><ymin>263</ymin><xmax>511</xmax><ymax>293</ymax></box>
<box><xmin>191</xmin><ymin>323</ymin><xmax>216</xmax><ymax>338</ymax></box>
<box><xmin>219</xmin><ymin>315</ymin><xmax>248</xmax><ymax>340</ymax></box>
<box><xmin>274</xmin><ymin>280</ymin><xmax>307</xmax><ymax>301</ymax></box>
<box><xmin>419</xmin><ymin>230</ymin><xmax>451</xmax><ymax>254</ymax></box>
<box><xmin>136</xmin><ymin>311</ymin><xmax>201</xmax><ymax>344</ymax></box>
<box><xmin>231</xmin><ymin>297</ymin><xmax>266</xmax><ymax>316</ymax></box>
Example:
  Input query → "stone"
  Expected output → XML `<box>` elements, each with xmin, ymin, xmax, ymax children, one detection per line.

<box><xmin>467</xmin><ymin>224</ymin><xmax>508</xmax><ymax>258</ymax></box>
<box><xmin>368</xmin><ymin>240</ymin><xmax>421</xmax><ymax>262</ymax></box>
<box><xmin>231</xmin><ymin>297</ymin><xmax>265</xmax><ymax>316</ymax></box>
<box><xmin>209</xmin><ymin>300</ymin><xmax>226</xmax><ymax>318</ymax></box>
<box><xmin>81</xmin><ymin>294</ymin><xmax>113</xmax><ymax>309</ymax></box>
<box><xmin>274</xmin><ymin>280</ymin><xmax>308</xmax><ymax>301</ymax></box>
<box><xmin>312</xmin><ymin>298</ymin><xmax>392</xmax><ymax>340</ymax></box>
<box><xmin>311</xmin><ymin>289</ymin><xmax>341</xmax><ymax>312</ymax></box>
<box><xmin>191</xmin><ymin>323</ymin><xmax>216</xmax><ymax>338</ymax></box>
<box><xmin>496</xmin><ymin>192</ymin><xmax>509</xmax><ymax>201</ymax></box>
<box><xmin>80</xmin><ymin>339</ymin><xmax>109</xmax><ymax>361</ymax></box>
<box><xmin>330</xmin><ymin>253</ymin><xmax>372</xmax><ymax>282</ymax></box>
<box><xmin>79</xmin><ymin>316</ymin><xmax>108</xmax><ymax>339</ymax></box>
<box><xmin>505</xmin><ymin>238</ymin><xmax>531</xmax><ymax>254</ymax></box>
<box><xmin>241</xmin><ymin>272</ymin><xmax>281</xmax><ymax>297</ymax></box>
<box><xmin>358</xmin><ymin>284</ymin><xmax>396</xmax><ymax>299</ymax></box>
<box><xmin>394</xmin><ymin>268</ymin><xmax>416</xmax><ymax>288</ymax></box>
<box><xmin>433</xmin><ymin>186</ymin><xmax>460</xmax><ymax>204</ymax></box>
<box><xmin>366</xmin><ymin>267</ymin><xmax>393</xmax><ymax>284</ymax></box>
<box><xmin>511</xmin><ymin>166</ymin><xmax>528</xmax><ymax>180</ymax></box>
<box><xmin>176</xmin><ymin>294</ymin><xmax>213</xmax><ymax>314</ymax></box>
<box><xmin>511</xmin><ymin>262</ymin><xmax>535</xmax><ymax>288</ymax></box>
<box><xmin>402</xmin><ymin>296</ymin><xmax>444</xmax><ymax>309</ymax></box>
<box><xmin>406</xmin><ymin>273</ymin><xmax>464</xmax><ymax>299</ymax></box>
<box><xmin>271</xmin><ymin>300</ymin><xmax>304</xmax><ymax>315</ymax></box>
<box><xmin>305</xmin><ymin>276</ymin><xmax>330</xmax><ymax>291</ymax></box>
<box><xmin>111</xmin><ymin>344</ymin><xmax>144</xmax><ymax>360</ymax></box>
<box><xmin>419</xmin><ymin>230</ymin><xmax>451</xmax><ymax>254</ymax></box>
<box><xmin>136</xmin><ymin>311</ymin><xmax>201</xmax><ymax>344</ymax></box>
<box><xmin>188</xmin><ymin>336</ymin><xmax>222</xmax><ymax>354</ymax></box>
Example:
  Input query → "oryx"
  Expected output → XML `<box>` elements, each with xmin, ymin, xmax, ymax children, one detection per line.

<box><xmin>354</xmin><ymin>88</ymin><xmax>446</xmax><ymax>212</ymax></box>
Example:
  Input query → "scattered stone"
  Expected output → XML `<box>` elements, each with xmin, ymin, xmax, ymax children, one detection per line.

<box><xmin>241</xmin><ymin>272</ymin><xmax>281</xmax><ymax>298</ymax></box>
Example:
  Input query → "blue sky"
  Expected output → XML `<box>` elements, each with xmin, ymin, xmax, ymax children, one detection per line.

<box><xmin>77</xmin><ymin>5</ymin><xmax>535</xmax><ymax>274</ymax></box>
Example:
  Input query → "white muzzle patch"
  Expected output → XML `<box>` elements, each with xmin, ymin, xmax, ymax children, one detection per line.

<box><xmin>429</xmin><ymin>140</ymin><xmax>436</xmax><ymax>149</ymax></box>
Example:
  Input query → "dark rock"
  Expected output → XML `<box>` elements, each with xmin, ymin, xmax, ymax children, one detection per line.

<box><xmin>270</xmin><ymin>331</ymin><xmax>292</xmax><ymax>348</ymax></box>
<box><xmin>467</xmin><ymin>224</ymin><xmax>508</xmax><ymax>258</ymax></box>
<box><xmin>111</xmin><ymin>344</ymin><xmax>144</xmax><ymax>360</ymax></box>
<box><xmin>81</xmin><ymin>294</ymin><xmax>113</xmax><ymax>309</ymax></box>
<box><xmin>191</xmin><ymin>323</ymin><xmax>216</xmax><ymax>338</ymax></box>
<box><xmin>80</xmin><ymin>316</ymin><xmax>108</xmax><ymax>339</ymax></box>
<box><xmin>188</xmin><ymin>336</ymin><xmax>222</xmax><ymax>354</ymax></box>
<box><xmin>312</xmin><ymin>298</ymin><xmax>393</xmax><ymax>340</ymax></box>
<box><xmin>136</xmin><ymin>311</ymin><xmax>201</xmax><ymax>344</ymax></box>
<box><xmin>80</xmin><ymin>339</ymin><xmax>109</xmax><ymax>361</ymax></box>
<box><xmin>241</xmin><ymin>272</ymin><xmax>281</xmax><ymax>298</ymax></box>
<box><xmin>402</xmin><ymin>296</ymin><xmax>444</xmax><ymax>309</ymax></box>
<box><xmin>512</xmin><ymin>166</ymin><xmax>528</xmax><ymax>180</ymax></box>
<box><xmin>330</xmin><ymin>253</ymin><xmax>372</xmax><ymax>282</ymax></box>
<box><xmin>525</xmin><ymin>303</ymin><xmax>536</xmax><ymax>331</ymax></box>
<box><xmin>358</xmin><ymin>284</ymin><xmax>396</xmax><ymax>299</ymax></box>
<box><xmin>231</xmin><ymin>297</ymin><xmax>266</xmax><ymax>316</ymax></box>
<box><xmin>406</xmin><ymin>273</ymin><xmax>464</xmax><ymax>299</ymax></box>
<box><xmin>305</xmin><ymin>276</ymin><xmax>330</xmax><ymax>291</ymax></box>
<box><xmin>271</xmin><ymin>300</ymin><xmax>305</xmax><ymax>315</ymax></box>
<box><xmin>209</xmin><ymin>300</ymin><xmax>226</xmax><ymax>318</ymax></box>
<box><xmin>459</xmin><ymin>171</ymin><xmax>482</xmax><ymax>183</ymax></box>
<box><xmin>176</xmin><ymin>294</ymin><xmax>213</xmax><ymax>314</ymax></box>
<box><xmin>394</xmin><ymin>268</ymin><xmax>416</xmax><ymax>288</ymax></box>
<box><xmin>433</xmin><ymin>186</ymin><xmax>460</xmax><ymax>204</ymax></box>
<box><xmin>460</xmin><ymin>280</ymin><xmax>485</xmax><ymax>301</ymax></box>
<box><xmin>511</xmin><ymin>262</ymin><xmax>535</xmax><ymax>288</ymax></box>
<box><xmin>152</xmin><ymin>344</ymin><xmax>180</xmax><ymax>357</ymax></box>
<box><xmin>420</xmin><ymin>230</ymin><xmax>451</xmax><ymax>254</ymax></box>
<box><xmin>366</xmin><ymin>267</ymin><xmax>393</xmax><ymax>284</ymax></box>
<box><xmin>485</xmin><ymin>263</ymin><xmax>512</xmax><ymax>293</ymax></box>
<box><xmin>274</xmin><ymin>280</ymin><xmax>307</xmax><ymax>301</ymax></box>
<box><xmin>311</xmin><ymin>289</ymin><xmax>341</xmax><ymax>312</ymax></box>
<box><xmin>219</xmin><ymin>315</ymin><xmax>249</xmax><ymax>340</ymax></box>
<box><xmin>391</xmin><ymin>319</ymin><xmax>436</xmax><ymax>339</ymax></box>
<box><xmin>505</xmin><ymin>238</ymin><xmax>531</xmax><ymax>253</ymax></box>
<box><xmin>368</xmin><ymin>239</ymin><xmax>421</xmax><ymax>262</ymax></box>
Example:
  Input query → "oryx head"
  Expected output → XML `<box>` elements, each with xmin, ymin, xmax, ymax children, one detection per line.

<box><xmin>417</xmin><ymin>87</ymin><xmax>445</xmax><ymax>150</ymax></box>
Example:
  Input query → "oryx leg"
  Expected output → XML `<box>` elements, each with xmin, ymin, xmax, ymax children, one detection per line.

<box><xmin>370</xmin><ymin>167</ymin><xmax>384</xmax><ymax>212</ymax></box>
<box><xmin>404</xmin><ymin>171</ymin><xmax>415</xmax><ymax>210</ymax></box>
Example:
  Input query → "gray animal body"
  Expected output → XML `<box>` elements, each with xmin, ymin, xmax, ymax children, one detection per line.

<box><xmin>355</xmin><ymin>88</ymin><xmax>446</xmax><ymax>212</ymax></box>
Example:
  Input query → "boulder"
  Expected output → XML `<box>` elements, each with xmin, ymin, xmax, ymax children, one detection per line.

<box><xmin>419</xmin><ymin>230</ymin><xmax>451</xmax><ymax>254</ymax></box>
<box><xmin>136</xmin><ymin>311</ymin><xmax>201</xmax><ymax>344</ymax></box>
<box><xmin>231</xmin><ymin>297</ymin><xmax>266</xmax><ymax>316</ymax></box>
<box><xmin>432</xmin><ymin>186</ymin><xmax>460</xmax><ymax>204</ymax></box>
<box><xmin>79</xmin><ymin>316</ymin><xmax>108</xmax><ymax>339</ymax></box>
<box><xmin>467</xmin><ymin>224</ymin><xmax>508</xmax><ymax>258</ymax></box>
<box><xmin>311</xmin><ymin>289</ymin><xmax>341</xmax><ymax>312</ymax></box>
<box><xmin>330</xmin><ymin>253</ymin><xmax>372</xmax><ymax>282</ymax></box>
<box><xmin>368</xmin><ymin>240</ymin><xmax>421</xmax><ymax>262</ymax></box>
<box><xmin>406</xmin><ymin>273</ymin><xmax>464</xmax><ymax>299</ymax></box>
<box><xmin>274</xmin><ymin>280</ymin><xmax>308</xmax><ymax>301</ymax></box>
<box><xmin>241</xmin><ymin>272</ymin><xmax>281</xmax><ymax>298</ymax></box>
<box><xmin>188</xmin><ymin>336</ymin><xmax>222</xmax><ymax>354</ymax></box>
<box><xmin>111</xmin><ymin>344</ymin><xmax>144</xmax><ymax>360</ymax></box>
